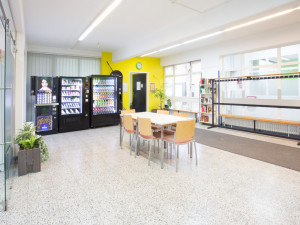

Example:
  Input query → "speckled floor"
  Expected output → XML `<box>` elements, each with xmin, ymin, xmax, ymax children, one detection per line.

<box><xmin>1</xmin><ymin>125</ymin><xmax>300</xmax><ymax>225</ymax></box>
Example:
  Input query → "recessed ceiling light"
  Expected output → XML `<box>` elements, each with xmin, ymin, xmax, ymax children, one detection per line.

<box><xmin>141</xmin><ymin>5</ymin><xmax>300</xmax><ymax>57</ymax></box>
<box><xmin>79</xmin><ymin>0</ymin><xmax>122</xmax><ymax>41</ymax></box>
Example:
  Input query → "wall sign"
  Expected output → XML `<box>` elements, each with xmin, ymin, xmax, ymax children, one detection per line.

<box><xmin>123</xmin><ymin>82</ymin><xmax>128</xmax><ymax>92</ymax></box>
<box><xmin>136</xmin><ymin>62</ymin><xmax>142</xmax><ymax>70</ymax></box>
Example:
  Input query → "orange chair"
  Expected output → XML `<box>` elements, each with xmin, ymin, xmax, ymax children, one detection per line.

<box><xmin>162</xmin><ymin>119</ymin><xmax>197</xmax><ymax>172</ymax></box>
<box><xmin>135</xmin><ymin>117</ymin><xmax>162</xmax><ymax>164</ymax></box>
<box><xmin>157</xmin><ymin>110</ymin><xmax>169</xmax><ymax>115</ymax></box>
<box><xmin>174</xmin><ymin>112</ymin><xmax>188</xmax><ymax>117</ymax></box>
<box><xmin>122</xmin><ymin>114</ymin><xmax>137</xmax><ymax>155</ymax></box>
<box><xmin>120</xmin><ymin>109</ymin><xmax>136</xmax><ymax>148</ymax></box>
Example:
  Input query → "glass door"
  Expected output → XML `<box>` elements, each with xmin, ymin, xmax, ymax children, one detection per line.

<box><xmin>92</xmin><ymin>76</ymin><xmax>117</xmax><ymax>115</ymax></box>
<box><xmin>0</xmin><ymin>19</ymin><xmax>5</xmax><ymax>211</ymax></box>
<box><xmin>61</xmin><ymin>78</ymin><xmax>82</xmax><ymax>115</ymax></box>
<box><xmin>0</xmin><ymin>14</ymin><xmax>16</xmax><ymax>212</ymax></box>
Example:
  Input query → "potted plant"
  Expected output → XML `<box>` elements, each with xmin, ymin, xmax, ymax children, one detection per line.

<box><xmin>165</xmin><ymin>98</ymin><xmax>172</xmax><ymax>109</ymax></box>
<box><xmin>15</xmin><ymin>123</ymin><xmax>49</xmax><ymax>176</ymax></box>
<box><xmin>151</xmin><ymin>88</ymin><xmax>167</xmax><ymax>109</ymax></box>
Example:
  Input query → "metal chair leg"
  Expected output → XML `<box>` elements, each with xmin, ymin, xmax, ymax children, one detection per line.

<box><xmin>154</xmin><ymin>139</ymin><xmax>156</xmax><ymax>154</ymax></box>
<box><xmin>188</xmin><ymin>143</ymin><xmax>190</xmax><ymax>155</ymax></box>
<box><xmin>130</xmin><ymin>134</ymin><xmax>132</xmax><ymax>155</ymax></box>
<box><xmin>135</xmin><ymin>135</ymin><xmax>138</xmax><ymax>158</ymax></box>
<box><xmin>194</xmin><ymin>141</ymin><xmax>198</xmax><ymax>166</ymax></box>
<box><xmin>121</xmin><ymin>129</ymin><xmax>125</xmax><ymax>149</ymax></box>
<box><xmin>176</xmin><ymin>145</ymin><xmax>179</xmax><ymax>172</ymax></box>
<box><xmin>148</xmin><ymin>140</ymin><xmax>152</xmax><ymax>166</ymax></box>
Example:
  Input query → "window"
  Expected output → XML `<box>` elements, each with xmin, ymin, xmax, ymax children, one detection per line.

<box><xmin>222</xmin><ymin>43</ymin><xmax>300</xmax><ymax>120</ymax></box>
<box><xmin>164</xmin><ymin>60</ymin><xmax>201</xmax><ymax>112</ymax></box>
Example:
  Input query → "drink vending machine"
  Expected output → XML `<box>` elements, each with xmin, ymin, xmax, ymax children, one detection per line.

<box><xmin>90</xmin><ymin>75</ymin><xmax>122</xmax><ymax>127</ymax></box>
<box><xmin>31</xmin><ymin>76</ymin><xmax>59</xmax><ymax>135</ymax></box>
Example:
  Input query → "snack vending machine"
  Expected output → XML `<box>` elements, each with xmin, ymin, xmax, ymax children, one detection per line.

<box><xmin>31</xmin><ymin>76</ymin><xmax>59</xmax><ymax>135</ymax></box>
<box><xmin>58</xmin><ymin>77</ymin><xmax>90</xmax><ymax>132</ymax></box>
<box><xmin>90</xmin><ymin>75</ymin><xmax>122</xmax><ymax>127</ymax></box>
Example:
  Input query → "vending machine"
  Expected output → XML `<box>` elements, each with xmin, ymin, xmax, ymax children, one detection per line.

<box><xmin>58</xmin><ymin>77</ymin><xmax>90</xmax><ymax>132</ymax></box>
<box><xmin>31</xmin><ymin>76</ymin><xmax>59</xmax><ymax>135</ymax></box>
<box><xmin>90</xmin><ymin>75</ymin><xmax>122</xmax><ymax>127</ymax></box>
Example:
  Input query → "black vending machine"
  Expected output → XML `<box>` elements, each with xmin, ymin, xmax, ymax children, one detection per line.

<box><xmin>31</xmin><ymin>76</ymin><xmax>59</xmax><ymax>135</ymax></box>
<box><xmin>90</xmin><ymin>75</ymin><xmax>122</xmax><ymax>127</ymax></box>
<box><xmin>58</xmin><ymin>77</ymin><xmax>90</xmax><ymax>132</ymax></box>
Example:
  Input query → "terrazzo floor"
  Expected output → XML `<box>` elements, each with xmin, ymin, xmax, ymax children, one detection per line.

<box><xmin>1</xmin><ymin>125</ymin><xmax>300</xmax><ymax>225</ymax></box>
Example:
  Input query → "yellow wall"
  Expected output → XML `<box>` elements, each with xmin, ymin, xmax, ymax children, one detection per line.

<box><xmin>101</xmin><ymin>52</ymin><xmax>164</xmax><ymax>111</ymax></box>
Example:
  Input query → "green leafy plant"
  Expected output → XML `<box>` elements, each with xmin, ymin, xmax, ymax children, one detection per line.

<box><xmin>151</xmin><ymin>88</ymin><xmax>166</xmax><ymax>109</ymax></box>
<box><xmin>166</xmin><ymin>98</ymin><xmax>172</xmax><ymax>109</ymax></box>
<box><xmin>19</xmin><ymin>135</ymin><xmax>40</xmax><ymax>149</ymax></box>
<box><xmin>15</xmin><ymin>123</ymin><xmax>49</xmax><ymax>162</ymax></box>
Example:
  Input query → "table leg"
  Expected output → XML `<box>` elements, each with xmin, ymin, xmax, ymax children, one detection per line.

<box><xmin>161</xmin><ymin>125</ymin><xmax>164</xmax><ymax>169</ymax></box>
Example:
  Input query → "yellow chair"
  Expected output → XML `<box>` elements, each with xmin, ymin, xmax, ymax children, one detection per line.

<box><xmin>174</xmin><ymin>112</ymin><xmax>188</xmax><ymax>117</ymax></box>
<box><xmin>135</xmin><ymin>117</ymin><xmax>162</xmax><ymax>164</ymax></box>
<box><xmin>122</xmin><ymin>114</ymin><xmax>137</xmax><ymax>154</ymax></box>
<box><xmin>162</xmin><ymin>119</ymin><xmax>197</xmax><ymax>172</ymax></box>
<box><xmin>157</xmin><ymin>110</ymin><xmax>169</xmax><ymax>115</ymax></box>
<box><xmin>120</xmin><ymin>109</ymin><xmax>136</xmax><ymax>148</ymax></box>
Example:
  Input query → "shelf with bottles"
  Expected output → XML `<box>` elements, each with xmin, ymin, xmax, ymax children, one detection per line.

<box><xmin>93</xmin><ymin>106</ymin><xmax>116</xmax><ymax>115</ymax></box>
<box><xmin>93</xmin><ymin>77</ymin><xmax>115</xmax><ymax>86</ymax></box>
<box><xmin>61</xmin><ymin>79</ymin><xmax>82</xmax><ymax>86</ymax></box>
<box><xmin>93</xmin><ymin>99</ymin><xmax>115</xmax><ymax>107</ymax></box>
<box><xmin>61</xmin><ymin>102</ymin><xmax>80</xmax><ymax>109</ymax></box>
<box><xmin>61</xmin><ymin>90</ymin><xmax>81</xmax><ymax>97</ymax></box>
<box><xmin>93</xmin><ymin>92</ymin><xmax>115</xmax><ymax>99</ymax></box>
<box><xmin>61</xmin><ymin>96</ymin><xmax>80</xmax><ymax>103</ymax></box>
<box><xmin>61</xmin><ymin>109</ymin><xmax>80</xmax><ymax>115</ymax></box>
<box><xmin>93</xmin><ymin>86</ymin><xmax>115</xmax><ymax>92</ymax></box>
<box><xmin>61</xmin><ymin>86</ymin><xmax>80</xmax><ymax>91</ymax></box>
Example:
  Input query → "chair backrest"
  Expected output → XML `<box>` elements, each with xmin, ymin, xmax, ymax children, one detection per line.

<box><xmin>138</xmin><ymin>117</ymin><xmax>152</xmax><ymax>138</ymax></box>
<box><xmin>121</xmin><ymin>110</ymin><xmax>130</xmax><ymax>115</ymax></box>
<box><xmin>174</xmin><ymin>112</ymin><xmax>188</xmax><ymax>118</ymax></box>
<box><xmin>157</xmin><ymin>110</ymin><xmax>169</xmax><ymax>115</ymax></box>
<box><xmin>175</xmin><ymin>119</ymin><xmax>196</xmax><ymax>141</ymax></box>
<box><xmin>124</xmin><ymin>114</ymin><xmax>134</xmax><ymax>131</ymax></box>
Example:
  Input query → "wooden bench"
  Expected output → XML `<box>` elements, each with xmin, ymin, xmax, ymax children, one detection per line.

<box><xmin>219</xmin><ymin>114</ymin><xmax>300</xmax><ymax>125</ymax></box>
<box><xmin>219</xmin><ymin>114</ymin><xmax>300</xmax><ymax>139</ymax></box>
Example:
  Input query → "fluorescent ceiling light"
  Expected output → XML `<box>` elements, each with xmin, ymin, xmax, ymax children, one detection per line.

<box><xmin>141</xmin><ymin>51</ymin><xmax>159</xmax><ymax>57</ymax></box>
<box><xmin>224</xmin><ymin>7</ymin><xmax>299</xmax><ymax>32</ymax></box>
<box><xmin>79</xmin><ymin>0</ymin><xmax>122</xmax><ymax>41</ymax></box>
<box><xmin>141</xmin><ymin>5</ymin><xmax>300</xmax><ymax>57</ymax></box>
<box><xmin>182</xmin><ymin>31</ymin><xmax>223</xmax><ymax>45</ymax></box>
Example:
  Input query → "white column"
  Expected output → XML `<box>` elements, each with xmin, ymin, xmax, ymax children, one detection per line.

<box><xmin>14</xmin><ymin>32</ymin><xmax>27</xmax><ymax>134</ymax></box>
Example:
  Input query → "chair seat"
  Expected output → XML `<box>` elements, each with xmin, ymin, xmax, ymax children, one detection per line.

<box><xmin>163</xmin><ymin>129</ymin><xmax>175</xmax><ymax>135</ymax></box>
<box><xmin>151</xmin><ymin>124</ymin><xmax>161</xmax><ymax>130</ymax></box>
<box><xmin>140</xmin><ymin>131</ymin><xmax>161</xmax><ymax>140</ymax></box>
<box><xmin>163</xmin><ymin>134</ymin><xmax>193</xmax><ymax>144</ymax></box>
<box><xmin>125</xmin><ymin>128</ymin><xmax>136</xmax><ymax>134</ymax></box>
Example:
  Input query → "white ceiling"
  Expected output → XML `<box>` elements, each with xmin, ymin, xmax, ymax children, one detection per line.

<box><xmin>10</xmin><ymin>0</ymin><xmax>300</xmax><ymax>61</ymax></box>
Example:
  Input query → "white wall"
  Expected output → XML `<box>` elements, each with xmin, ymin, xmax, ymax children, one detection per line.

<box><xmin>161</xmin><ymin>21</ymin><xmax>300</xmax><ymax>78</ymax></box>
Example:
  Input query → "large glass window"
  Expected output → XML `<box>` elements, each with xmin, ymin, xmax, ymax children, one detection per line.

<box><xmin>222</xmin><ymin>43</ymin><xmax>300</xmax><ymax>120</ymax></box>
<box><xmin>164</xmin><ymin>60</ymin><xmax>201</xmax><ymax>112</ymax></box>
